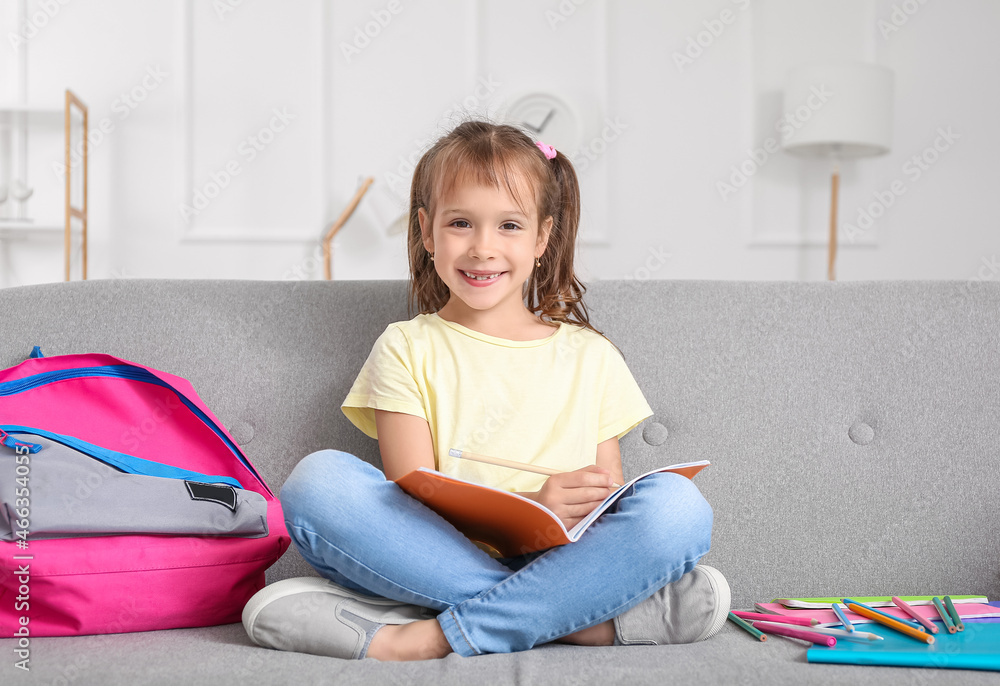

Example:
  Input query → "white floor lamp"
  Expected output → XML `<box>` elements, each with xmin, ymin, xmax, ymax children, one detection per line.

<box><xmin>782</xmin><ymin>62</ymin><xmax>894</xmax><ymax>280</ymax></box>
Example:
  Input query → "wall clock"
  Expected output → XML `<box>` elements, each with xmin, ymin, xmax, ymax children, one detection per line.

<box><xmin>504</xmin><ymin>92</ymin><xmax>583</xmax><ymax>156</ymax></box>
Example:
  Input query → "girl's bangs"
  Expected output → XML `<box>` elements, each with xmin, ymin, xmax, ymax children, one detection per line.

<box><xmin>427</xmin><ymin>143</ymin><xmax>541</xmax><ymax>219</ymax></box>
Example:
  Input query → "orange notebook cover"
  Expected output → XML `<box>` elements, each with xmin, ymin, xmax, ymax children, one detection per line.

<box><xmin>394</xmin><ymin>460</ymin><xmax>710</xmax><ymax>557</ymax></box>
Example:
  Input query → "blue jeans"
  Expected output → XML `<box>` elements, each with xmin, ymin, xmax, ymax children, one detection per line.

<box><xmin>280</xmin><ymin>450</ymin><xmax>713</xmax><ymax>657</ymax></box>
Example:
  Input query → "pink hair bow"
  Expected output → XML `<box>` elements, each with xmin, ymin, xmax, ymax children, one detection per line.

<box><xmin>535</xmin><ymin>141</ymin><xmax>557</xmax><ymax>160</ymax></box>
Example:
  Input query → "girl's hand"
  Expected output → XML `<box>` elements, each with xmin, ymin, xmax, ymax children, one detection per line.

<box><xmin>533</xmin><ymin>465</ymin><xmax>615</xmax><ymax>530</ymax></box>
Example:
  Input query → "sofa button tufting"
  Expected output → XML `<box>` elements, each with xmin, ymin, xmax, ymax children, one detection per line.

<box><xmin>227</xmin><ymin>421</ymin><xmax>255</xmax><ymax>446</ymax></box>
<box><xmin>848</xmin><ymin>421</ymin><xmax>874</xmax><ymax>446</ymax></box>
<box><xmin>642</xmin><ymin>421</ymin><xmax>669</xmax><ymax>446</ymax></box>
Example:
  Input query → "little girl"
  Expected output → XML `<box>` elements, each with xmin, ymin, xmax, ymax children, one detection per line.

<box><xmin>243</xmin><ymin>121</ymin><xmax>730</xmax><ymax>661</ymax></box>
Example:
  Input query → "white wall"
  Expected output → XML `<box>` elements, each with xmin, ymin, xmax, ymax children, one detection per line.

<box><xmin>0</xmin><ymin>0</ymin><xmax>997</xmax><ymax>288</ymax></box>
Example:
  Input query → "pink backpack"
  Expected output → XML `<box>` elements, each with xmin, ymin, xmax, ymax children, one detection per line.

<box><xmin>0</xmin><ymin>348</ymin><xmax>289</xmax><ymax>637</ymax></box>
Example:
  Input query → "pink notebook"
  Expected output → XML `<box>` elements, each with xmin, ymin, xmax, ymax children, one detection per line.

<box><xmin>754</xmin><ymin>601</ymin><xmax>1000</xmax><ymax>626</ymax></box>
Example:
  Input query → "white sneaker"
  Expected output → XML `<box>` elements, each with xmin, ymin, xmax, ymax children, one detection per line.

<box><xmin>243</xmin><ymin>577</ymin><xmax>436</xmax><ymax>659</ymax></box>
<box><xmin>613</xmin><ymin>565</ymin><xmax>731</xmax><ymax>645</ymax></box>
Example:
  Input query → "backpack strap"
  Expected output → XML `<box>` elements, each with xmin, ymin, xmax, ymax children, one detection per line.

<box><xmin>0</xmin><ymin>428</ymin><xmax>42</xmax><ymax>453</ymax></box>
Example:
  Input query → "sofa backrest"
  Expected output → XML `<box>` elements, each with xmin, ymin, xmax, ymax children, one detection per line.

<box><xmin>2</xmin><ymin>279</ymin><xmax>998</xmax><ymax>607</ymax></box>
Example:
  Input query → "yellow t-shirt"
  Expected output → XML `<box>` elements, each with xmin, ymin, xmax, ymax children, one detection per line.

<box><xmin>341</xmin><ymin>313</ymin><xmax>653</xmax><ymax>493</ymax></box>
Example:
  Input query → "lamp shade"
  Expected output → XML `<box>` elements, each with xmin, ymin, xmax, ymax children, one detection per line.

<box><xmin>782</xmin><ymin>61</ymin><xmax>893</xmax><ymax>159</ymax></box>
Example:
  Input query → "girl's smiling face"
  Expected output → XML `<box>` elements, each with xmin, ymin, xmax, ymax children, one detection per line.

<box><xmin>419</xmin><ymin>179</ymin><xmax>551</xmax><ymax>327</ymax></box>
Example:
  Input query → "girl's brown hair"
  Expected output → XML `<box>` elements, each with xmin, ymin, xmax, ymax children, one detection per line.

<box><xmin>407</xmin><ymin>120</ymin><xmax>603</xmax><ymax>337</ymax></box>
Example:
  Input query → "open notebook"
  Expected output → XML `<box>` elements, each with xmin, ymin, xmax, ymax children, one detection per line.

<box><xmin>395</xmin><ymin>460</ymin><xmax>710</xmax><ymax>557</ymax></box>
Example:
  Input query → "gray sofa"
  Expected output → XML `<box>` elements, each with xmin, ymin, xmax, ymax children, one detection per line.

<box><xmin>1</xmin><ymin>278</ymin><xmax>998</xmax><ymax>685</ymax></box>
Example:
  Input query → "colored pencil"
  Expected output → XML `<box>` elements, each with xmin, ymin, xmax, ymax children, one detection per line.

<box><xmin>805</xmin><ymin>626</ymin><xmax>883</xmax><ymax>642</ymax></box>
<box><xmin>448</xmin><ymin>449</ymin><xmax>622</xmax><ymax>488</ymax></box>
<box><xmin>752</xmin><ymin>621</ymin><xmax>836</xmax><ymax>647</ymax></box>
<box><xmin>731</xmin><ymin>610</ymin><xmax>819</xmax><ymax>627</ymax></box>
<box><xmin>892</xmin><ymin>596</ymin><xmax>938</xmax><ymax>634</ymax></box>
<box><xmin>943</xmin><ymin>596</ymin><xmax>965</xmax><ymax>632</ymax></box>
<box><xmin>831</xmin><ymin>602</ymin><xmax>854</xmax><ymax>632</ymax></box>
<box><xmin>843</xmin><ymin>598</ymin><xmax>924</xmax><ymax>632</ymax></box>
<box><xmin>727</xmin><ymin>612</ymin><xmax>767</xmax><ymax>641</ymax></box>
<box><xmin>932</xmin><ymin>597</ymin><xmax>957</xmax><ymax>634</ymax></box>
<box><xmin>845</xmin><ymin>601</ymin><xmax>935</xmax><ymax>644</ymax></box>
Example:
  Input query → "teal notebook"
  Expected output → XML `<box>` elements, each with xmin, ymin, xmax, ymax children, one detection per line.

<box><xmin>807</xmin><ymin>622</ymin><xmax>1000</xmax><ymax>671</ymax></box>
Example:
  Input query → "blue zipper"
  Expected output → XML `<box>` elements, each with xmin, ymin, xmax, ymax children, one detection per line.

<box><xmin>0</xmin><ymin>365</ymin><xmax>265</xmax><ymax>491</ymax></box>
<box><xmin>1</xmin><ymin>425</ymin><xmax>243</xmax><ymax>488</ymax></box>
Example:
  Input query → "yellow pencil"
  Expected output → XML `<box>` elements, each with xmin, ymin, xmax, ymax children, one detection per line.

<box><xmin>448</xmin><ymin>448</ymin><xmax>622</xmax><ymax>488</ymax></box>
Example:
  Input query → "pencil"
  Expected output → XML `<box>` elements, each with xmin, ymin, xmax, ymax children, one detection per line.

<box><xmin>727</xmin><ymin>612</ymin><xmax>767</xmax><ymax>641</ymax></box>
<box><xmin>731</xmin><ymin>611</ymin><xmax>819</xmax><ymax>627</ymax></box>
<box><xmin>752</xmin><ymin>621</ymin><xmax>836</xmax><ymax>647</ymax></box>
<box><xmin>806</xmin><ymin>626</ymin><xmax>883</xmax><ymax>642</ymax></box>
<box><xmin>891</xmin><ymin>596</ymin><xmax>938</xmax><ymax>634</ymax></box>
<box><xmin>448</xmin><ymin>449</ymin><xmax>622</xmax><ymax>488</ymax></box>
<box><xmin>943</xmin><ymin>596</ymin><xmax>965</xmax><ymax>632</ymax></box>
<box><xmin>831</xmin><ymin>603</ymin><xmax>854</xmax><ymax>632</ymax></box>
<box><xmin>843</xmin><ymin>598</ymin><xmax>924</xmax><ymax>632</ymax></box>
<box><xmin>932</xmin><ymin>597</ymin><xmax>957</xmax><ymax>633</ymax></box>
<box><xmin>845</xmin><ymin>601</ymin><xmax>935</xmax><ymax>644</ymax></box>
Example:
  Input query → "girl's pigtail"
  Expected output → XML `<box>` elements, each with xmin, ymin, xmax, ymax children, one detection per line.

<box><xmin>407</xmin><ymin>151</ymin><xmax>449</xmax><ymax>317</ymax></box>
<box><xmin>530</xmin><ymin>151</ymin><xmax>595</xmax><ymax>335</ymax></box>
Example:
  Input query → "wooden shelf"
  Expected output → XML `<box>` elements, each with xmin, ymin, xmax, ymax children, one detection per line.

<box><xmin>0</xmin><ymin>91</ymin><xmax>89</xmax><ymax>280</ymax></box>
<box><xmin>0</xmin><ymin>221</ymin><xmax>81</xmax><ymax>240</ymax></box>
<box><xmin>0</xmin><ymin>104</ymin><xmax>81</xmax><ymax>128</ymax></box>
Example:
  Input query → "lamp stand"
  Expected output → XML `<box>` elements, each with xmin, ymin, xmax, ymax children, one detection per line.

<box><xmin>827</xmin><ymin>162</ymin><xmax>840</xmax><ymax>281</ymax></box>
<box><xmin>323</xmin><ymin>177</ymin><xmax>373</xmax><ymax>280</ymax></box>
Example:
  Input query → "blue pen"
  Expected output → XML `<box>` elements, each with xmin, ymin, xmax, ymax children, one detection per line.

<box><xmin>843</xmin><ymin>598</ymin><xmax>926</xmax><ymax>633</ymax></box>
<box><xmin>832</xmin><ymin>602</ymin><xmax>855</xmax><ymax>632</ymax></box>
